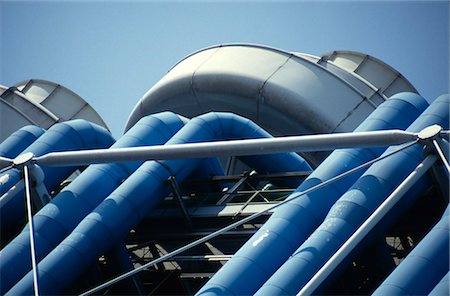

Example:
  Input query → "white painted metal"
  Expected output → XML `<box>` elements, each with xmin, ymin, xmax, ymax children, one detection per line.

<box><xmin>23</xmin><ymin>165</ymin><xmax>40</xmax><ymax>296</ymax></box>
<box><xmin>15</xmin><ymin>79</ymin><xmax>109</xmax><ymax>129</ymax></box>
<box><xmin>34</xmin><ymin>129</ymin><xmax>417</xmax><ymax>166</ymax></box>
<box><xmin>125</xmin><ymin>44</ymin><xmax>380</xmax><ymax>138</ymax></box>
<box><xmin>321</xmin><ymin>51</ymin><xmax>418</xmax><ymax>97</ymax></box>
<box><xmin>0</xmin><ymin>80</ymin><xmax>110</xmax><ymax>142</ymax></box>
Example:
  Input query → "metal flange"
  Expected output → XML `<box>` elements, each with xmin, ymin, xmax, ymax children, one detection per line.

<box><xmin>418</xmin><ymin>125</ymin><xmax>443</xmax><ymax>141</ymax></box>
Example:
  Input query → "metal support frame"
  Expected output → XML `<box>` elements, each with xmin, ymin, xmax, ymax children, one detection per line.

<box><xmin>168</xmin><ymin>176</ymin><xmax>192</xmax><ymax>229</ymax></box>
<box><xmin>216</xmin><ymin>171</ymin><xmax>253</xmax><ymax>205</ymax></box>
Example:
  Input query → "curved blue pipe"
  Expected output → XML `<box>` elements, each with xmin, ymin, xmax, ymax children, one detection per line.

<box><xmin>429</xmin><ymin>271</ymin><xmax>450</xmax><ymax>296</ymax></box>
<box><xmin>255</xmin><ymin>95</ymin><xmax>449</xmax><ymax>295</ymax></box>
<box><xmin>0</xmin><ymin>125</ymin><xmax>45</xmax><ymax>159</ymax></box>
<box><xmin>0</xmin><ymin>120</ymin><xmax>114</xmax><ymax>237</ymax></box>
<box><xmin>197</xmin><ymin>92</ymin><xmax>429</xmax><ymax>295</ymax></box>
<box><xmin>7</xmin><ymin>112</ymin><xmax>312</xmax><ymax>295</ymax></box>
<box><xmin>0</xmin><ymin>112</ymin><xmax>185</xmax><ymax>294</ymax></box>
<box><xmin>373</xmin><ymin>204</ymin><xmax>449</xmax><ymax>295</ymax></box>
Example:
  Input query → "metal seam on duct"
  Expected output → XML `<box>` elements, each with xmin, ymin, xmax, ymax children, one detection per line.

<box><xmin>332</xmin><ymin>98</ymin><xmax>367</xmax><ymax>133</ymax></box>
<box><xmin>257</xmin><ymin>54</ymin><xmax>293</xmax><ymax>122</ymax></box>
<box><xmin>9</xmin><ymin>88</ymin><xmax>60</xmax><ymax>121</ymax></box>
<box><xmin>190</xmin><ymin>46</ymin><xmax>222</xmax><ymax>114</ymax></box>
<box><xmin>0</xmin><ymin>97</ymin><xmax>40</xmax><ymax>126</ymax></box>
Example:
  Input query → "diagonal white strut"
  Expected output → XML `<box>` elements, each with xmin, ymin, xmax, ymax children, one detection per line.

<box><xmin>34</xmin><ymin>129</ymin><xmax>417</xmax><ymax>166</ymax></box>
<box><xmin>297</xmin><ymin>154</ymin><xmax>437</xmax><ymax>296</ymax></box>
<box><xmin>24</xmin><ymin>165</ymin><xmax>40</xmax><ymax>296</ymax></box>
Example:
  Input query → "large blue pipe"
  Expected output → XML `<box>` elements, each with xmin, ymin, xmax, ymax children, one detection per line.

<box><xmin>373</xmin><ymin>204</ymin><xmax>449</xmax><ymax>295</ymax></box>
<box><xmin>197</xmin><ymin>92</ymin><xmax>429</xmax><ymax>295</ymax></box>
<box><xmin>429</xmin><ymin>271</ymin><xmax>450</xmax><ymax>296</ymax></box>
<box><xmin>255</xmin><ymin>94</ymin><xmax>449</xmax><ymax>295</ymax></box>
<box><xmin>0</xmin><ymin>125</ymin><xmax>45</xmax><ymax>160</ymax></box>
<box><xmin>7</xmin><ymin>112</ymin><xmax>312</xmax><ymax>295</ymax></box>
<box><xmin>0</xmin><ymin>120</ymin><xmax>114</xmax><ymax>237</ymax></box>
<box><xmin>0</xmin><ymin>112</ymin><xmax>185</xmax><ymax>294</ymax></box>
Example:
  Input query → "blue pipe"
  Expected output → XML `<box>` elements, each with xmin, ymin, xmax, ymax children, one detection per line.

<box><xmin>0</xmin><ymin>120</ymin><xmax>114</xmax><ymax>237</ymax></box>
<box><xmin>0</xmin><ymin>125</ymin><xmax>45</xmax><ymax>159</ymax></box>
<box><xmin>197</xmin><ymin>92</ymin><xmax>429</xmax><ymax>295</ymax></box>
<box><xmin>429</xmin><ymin>271</ymin><xmax>450</xmax><ymax>296</ymax></box>
<box><xmin>373</xmin><ymin>204</ymin><xmax>449</xmax><ymax>295</ymax></box>
<box><xmin>0</xmin><ymin>112</ymin><xmax>185</xmax><ymax>294</ymax></box>
<box><xmin>255</xmin><ymin>94</ymin><xmax>449</xmax><ymax>295</ymax></box>
<box><xmin>6</xmin><ymin>112</ymin><xmax>312</xmax><ymax>295</ymax></box>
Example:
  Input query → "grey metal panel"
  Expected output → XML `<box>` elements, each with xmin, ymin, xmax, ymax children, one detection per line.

<box><xmin>1</xmin><ymin>90</ymin><xmax>56</xmax><ymax>128</ymax></box>
<box><xmin>384</xmin><ymin>76</ymin><xmax>418</xmax><ymax>98</ymax></box>
<box><xmin>15</xmin><ymin>79</ymin><xmax>109</xmax><ymax>130</ymax></box>
<box><xmin>322</xmin><ymin>50</ymin><xmax>418</xmax><ymax>95</ymax></box>
<box><xmin>0</xmin><ymin>101</ymin><xmax>35</xmax><ymax>141</ymax></box>
<box><xmin>261</xmin><ymin>56</ymin><xmax>369</xmax><ymax>133</ymax></box>
<box><xmin>125</xmin><ymin>44</ymin><xmax>376</xmax><ymax>138</ymax></box>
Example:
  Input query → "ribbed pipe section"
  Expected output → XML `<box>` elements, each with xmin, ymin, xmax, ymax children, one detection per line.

<box><xmin>6</xmin><ymin>112</ymin><xmax>312</xmax><ymax>295</ymax></box>
<box><xmin>197</xmin><ymin>92</ymin><xmax>428</xmax><ymax>295</ymax></box>
<box><xmin>373</xmin><ymin>205</ymin><xmax>449</xmax><ymax>295</ymax></box>
<box><xmin>0</xmin><ymin>120</ymin><xmax>114</xmax><ymax>239</ymax></box>
<box><xmin>255</xmin><ymin>95</ymin><xmax>449</xmax><ymax>295</ymax></box>
<box><xmin>429</xmin><ymin>271</ymin><xmax>450</xmax><ymax>296</ymax></box>
<box><xmin>0</xmin><ymin>112</ymin><xmax>185</xmax><ymax>294</ymax></box>
<box><xmin>0</xmin><ymin>125</ymin><xmax>45</xmax><ymax>160</ymax></box>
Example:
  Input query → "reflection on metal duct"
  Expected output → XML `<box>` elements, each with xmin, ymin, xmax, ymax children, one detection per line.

<box><xmin>196</xmin><ymin>92</ymin><xmax>428</xmax><ymax>295</ymax></box>
<box><xmin>373</xmin><ymin>204</ymin><xmax>449</xmax><ymax>295</ymax></box>
<box><xmin>255</xmin><ymin>95</ymin><xmax>449</xmax><ymax>295</ymax></box>
<box><xmin>0</xmin><ymin>120</ymin><xmax>114</xmax><ymax>240</ymax></box>
<box><xmin>6</xmin><ymin>112</ymin><xmax>311</xmax><ymax>295</ymax></box>
<box><xmin>0</xmin><ymin>112</ymin><xmax>185</xmax><ymax>294</ymax></box>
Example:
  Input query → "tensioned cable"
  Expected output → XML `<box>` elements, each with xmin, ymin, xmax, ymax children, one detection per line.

<box><xmin>79</xmin><ymin>140</ymin><xmax>418</xmax><ymax>296</ymax></box>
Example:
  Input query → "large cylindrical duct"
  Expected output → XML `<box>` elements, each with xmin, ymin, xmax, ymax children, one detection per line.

<box><xmin>372</xmin><ymin>204</ymin><xmax>449</xmax><ymax>295</ymax></box>
<box><xmin>0</xmin><ymin>112</ymin><xmax>185</xmax><ymax>294</ymax></box>
<box><xmin>125</xmin><ymin>45</ymin><xmax>418</xmax><ymax>166</ymax></box>
<box><xmin>0</xmin><ymin>120</ymin><xmax>114</xmax><ymax>239</ymax></box>
<box><xmin>429</xmin><ymin>271</ymin><xmax>450</xmax><ymax>296</ymax></box>
<box><xmin>7</xmin><ymin>112</ymin><xmax>312</xmax><ymax>295</ymax></box>
<box><xmin>254</xmin><ymin>95</ymin><xmax>449</xmax><ymax>295</ymax></box>
<box><xmin>196</xmin><ymin>92</ymin><xmax>428</xmax><ymax>295</ymax></box>
<box><xmin>0</xmin><ymin>125</ymin><xmax>45</xmax><ymax>161</ymax></box>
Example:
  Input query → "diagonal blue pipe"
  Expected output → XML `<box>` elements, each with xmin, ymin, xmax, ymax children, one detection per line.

<box><xmin>0</xmin><ymin>112</ymin><xmax>185</xmax><ymax>294</ymax></box>
<box><xmin>197</xmin><ymin>92</ymin><xmax>429</xmax><ymax>295</ymax></box>
<box><xmin>0</xmin><ymin>125</ymin><xmax>45</xmax><ymax>160</ymax></box>
<box><xmin>373</xmin><ymin>204</ymin><xmax>449</xmax><ymax>295</ymax></box>
<box><xmin>255</xmin><ymin>94</ymin><xmax>449</xmax><ymax>295</ymax></box>
<box><xmin>0</xmin><ymin>120</ymin><xmax>114</xmax><ymax>238</ymax></box>
<box><xmin>6</xmin><ymin>112</ymin><xmax>312</xmax><ymax>295</ymax></box>
<box><xmin>429</xmin><ymin>271</ymin><xmax>450</xmax><ymax>296</ymax></box>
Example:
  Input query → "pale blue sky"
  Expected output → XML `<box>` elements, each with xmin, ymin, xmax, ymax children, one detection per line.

<box><xmin>1</xmin><ymin>0</ymin><xmax>448</xmax><ymax>138</ymax></box>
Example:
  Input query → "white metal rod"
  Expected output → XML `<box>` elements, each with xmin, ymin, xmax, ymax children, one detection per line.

<box><xmin>297</xmin><ymin>154</ymin><xmax>437</xmax><ymax>296</ymax></box>
<box><xmin>0</xmin><ymin>156</ymin><xmax>12</xmax><ymax>167</ymax></box>
<box><xmin>24</xmin><ymin>165</ymin><xmax>40</xmax><ymax>296</ymax></box>
<box><xmin>79</xmin><ymin>142</ymin><xmax>417</xmax><ymax>296</ymax></box>
<box><xmin>36</xmin><ymin>130</ymin><xmax>417</xmax><ymax>167</ymax></box>
<box><xmin>433</xmin><ymin>139</ymin><xmax>450</xmax><ymax>174</ymax></box>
